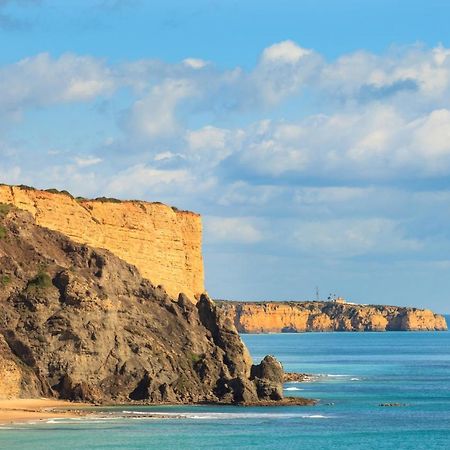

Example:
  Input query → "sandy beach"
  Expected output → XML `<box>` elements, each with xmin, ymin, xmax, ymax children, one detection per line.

<box><xmin>0</xmin><ymin>399</ymin><xmax>88</xmax><ymax>425</ymax></box>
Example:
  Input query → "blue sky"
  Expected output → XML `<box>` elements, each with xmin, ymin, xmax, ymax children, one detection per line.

<box><xmin>2</xmin><ymin>0</ymin><xmax>450</xmax><ymax>312</ymax></box>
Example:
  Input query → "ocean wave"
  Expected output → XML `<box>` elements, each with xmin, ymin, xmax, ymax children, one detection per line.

<box><xmin>284</xmin><ymin>387</ymin><xmax>304</xmax><ymax>391</ymax></box>
<box><xmin>307</xmin><ymin>415</ymin><xmax>330</xmax><ymax>419</ymax></box>
<box><xmin>323</xmin><ymin>374</ymin><xmax>350</xmax><ymax>378</ymax></box>
<box><xmin>44</xmin><ymin>416</ymin><xmax>121</xmax><ymax>424</ymax></box>
<box><xmin>120</xmin><ymin>411</ymin><xmax>333</xmax><ymax>420</ymax></box>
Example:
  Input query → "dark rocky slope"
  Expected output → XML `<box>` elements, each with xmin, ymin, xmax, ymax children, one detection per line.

<box><xmin>0</xmin><ymin>206</ymin><xmax>297</xmax><ymax>404</ymax></box>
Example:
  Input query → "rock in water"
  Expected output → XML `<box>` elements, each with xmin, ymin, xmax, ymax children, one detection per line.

<box><xmin>0</xmin><ymin>207</ymin><xmax>285</xmax><ymax>404</ymax></box>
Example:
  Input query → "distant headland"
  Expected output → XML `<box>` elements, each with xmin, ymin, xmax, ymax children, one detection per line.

<box><xmin>216</xmin><ymin>299</ymin><xmax>448</xmax><ymax>333</ymax></box>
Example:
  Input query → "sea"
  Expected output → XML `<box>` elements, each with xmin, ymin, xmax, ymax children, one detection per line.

<box><xmin>1</xmin><ymin>315</ymin><xmax>449</xmax><ymax>450</ymax></box>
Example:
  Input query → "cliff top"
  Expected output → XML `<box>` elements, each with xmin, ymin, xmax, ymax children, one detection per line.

<box><xmin>0</xmin><ymin>184</ymin><xmax>205</xmax><ymax>299</ymax></box>
<box><xmin>0</xmin><ymin>184</ymin><xmax>199</xmax><ymax>216</ymax></box>
<box><xmin>215</xmin><ymin>299</ymin><xmax>438</xmax><ymax>314</ymax></box>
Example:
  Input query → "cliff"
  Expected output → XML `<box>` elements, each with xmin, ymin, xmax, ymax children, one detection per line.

<box><xmin>216</xmin><ymin>301</ymin><xmax>448</xmax><ymax>333</ymax></box>
<box><xmin>0</xmin><ymin>206</ymin><xmax>291</xmax><ymax>404</ymax></box>
<box><xmin>0</xmin><ymin>185</ymin><xmax>203</xmax><ymax>300</ymax></box>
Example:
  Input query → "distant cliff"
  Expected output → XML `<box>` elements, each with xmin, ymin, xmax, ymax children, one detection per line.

<box><xmin>216</xmin><ymin>301</ymin><xmax>448</xmax><ymax>333</ymax></box>
<box><xmin>0</xmin><ymin>185</ymin><xmax>204</xmax><ymax>300</ymax></box>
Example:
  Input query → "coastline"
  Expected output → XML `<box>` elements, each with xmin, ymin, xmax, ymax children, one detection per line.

<box><xmin>0</xmin><ymin>394</ymin><xmax>316</xmax><ymax>426</ymax></box>
<box><xmin>0</xmin><ymin>399</ymin><xmax>89</xmax><ymax>426</ymax></box>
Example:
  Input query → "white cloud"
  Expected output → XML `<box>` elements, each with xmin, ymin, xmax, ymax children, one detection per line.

<box><xmin>217</xmin><ymin>181</ymin><xmax>281</xmax><ymax>207</ymax></box>
<box><xmin>104</xmin><ymin>163</ymin><xmax>216</xmax><ymax>201</ymax></box>
<box><xmin>205</xmin><ymin>216</ymin><xmax>263</xmax><ymax>244</ymax></box>
<box><xmin>251</xmin><ymin>41</ymin><xmax>320</xmax><ymax>106</ymax></box>
<box><xmin>153</xmin><ymin>151</ymin><xmax>185</xmax><ymax>162</ymax></box>
<box><xmin>126</xmin><ymin>79</ymin><xmax>196</xmax><ymax>140</ymax></box>
<box><xmin>261</xmin><ymin>40</ymin><xmax>312</xmax><ymax>64</ymax></box>
<box><xmin>185</xmin><ymin>126</ymin><xmax>241</xmax><ymax>167</ymax></box>
<box><xmin>233</xmin><ymin>105</ymin><xmax>450</xmax><ymax>180</ymax></box>
<box><xmin>0</xmin><ymin>165</ymin><xmax>22</xmax><ymax>184</ymax></box>
<box><xmin>294</xmin><ymin>218</ymin><xmax>422</xmax><ymax>258</ymax></box>
<box><xmin>0</xmin><ymin>53</ymin><xmax>114</xmax><ymax>116</ymax></box>
<box><xmin>293</xmin><ymin>187</ymin><xmax>370</xmax><ymax>205</ymax></box>
<box><xmin>106</xmin><ymin>164</ymin><xmax>193</xmax><ymax>196</ymax></box>
<box><xmin>74</xmin><ymin>156</ymin><xmax>103</xmax><ymax>167</ymax></box>
<box><xmin>183</xmin><ymin>58</ymin><xmax>208</xmax><ymax>69</ymax></box>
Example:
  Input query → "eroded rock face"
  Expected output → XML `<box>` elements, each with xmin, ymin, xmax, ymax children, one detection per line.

<box><xmin>217</xmin><ymin>301</ymin><xmax>448</xmax><ymax>333</ymax></box>
<box><xmin>0</xmin><ymin>185</ymin><xmax>204</xmax><ymax>300</ymax></box>
<box><xmin>0</xmin><ymin>208</ymin><xmax>282</xmax><ymax>403</ymax></box>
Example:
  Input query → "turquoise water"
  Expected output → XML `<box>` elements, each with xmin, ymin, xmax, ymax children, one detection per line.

<box><xmin>1</xmin><ymin>318</ymin><xmax>450</xmax><ymax>449</ymax></box>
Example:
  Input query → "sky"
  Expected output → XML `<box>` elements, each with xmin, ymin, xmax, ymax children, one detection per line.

<box><xmin>1</xmin><ymin>1</ymin><xmax>450</xmax><ymax>313</ymax></box>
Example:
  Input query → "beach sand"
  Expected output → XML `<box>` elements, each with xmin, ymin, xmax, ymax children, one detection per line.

<box><xmin>0</xmin><ymin>398</ymin><xmax>88</xmax><ymax>425</ymax></box>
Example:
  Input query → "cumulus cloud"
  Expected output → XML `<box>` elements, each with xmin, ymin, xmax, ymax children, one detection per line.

<box><xmin>74</xmin><ymin>156</ymin><xmax>103</xmax><ymax>167</ymax></box>
<box><xmin>293</xmin><ymin>218</ymin><xmax>422</xmax><ymax>258</ymax></box>
<box><xmin>183</xmin><ymin>58</ymin><xmax>208</xmax><ymax>69</ymax></box>
<box><xmin>125</xmin><ymin>79</ymin><xmax>197</xmax><ymax>141</ymax></box>
<box><xmin>0</xmin><ymin>53</ymin><xmax>114</xmax><ymax>118</ymax></box>
<box><xmin>261</xmin><ymin>40</ymin><xmax>312</xmax><ymax>64</ymax></box>
<box><xmin>184</xmin><ymin>126</ymin><xmax>242</xmax><ymax>168</ymax></box>
<box><xmin>250</xmin><ymin>41</ymin><xmax>321</xmax><ymax>106</ymax></box>
<box><xmin>205</xmin><ymin>216</ymin><xmax>264</xmax><ymax>244</ymax></box>
<box><xmin>232</xmin><ymin>105</ymin><xmax>450</xmax><ymax>180</ymax></box>
<box><xmin>5</xmin><ymin>40</ymin><xmax>450</xmax><ymax>264</ymax></box>
<box><xmin>104</xmin><ymin>163</ymin><xmax>216</xmax><ymax>202</ymax></box>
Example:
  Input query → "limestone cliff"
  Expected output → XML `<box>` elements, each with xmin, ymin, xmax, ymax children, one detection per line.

<box><xmin>216</xmin><ymin>301</ymin><xmax>448</xmax><ymax>333</ymax></box>
<box><xmin>0</xmin><ymin>206</ymin><xmax>291</xmax><ymax>404</ymax></box>
<box><xmin>0</xmin><ymin>185</ymin><xmax>203</xmax><ymax>300</ymax></box>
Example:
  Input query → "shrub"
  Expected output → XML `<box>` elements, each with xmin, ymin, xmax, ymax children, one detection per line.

<box><xmin>0</xmin><ymin>225</ymin><xmax>7</xmax><ymax>239</ymax></box>
<box><xmin>93</xmin><ymin>197</ymin><xmax>122</xmax><ymax>203</ymax></box>
<box><xmin>0</xmin><ymin>203</ymin><xmax>10</xmax><ymax>218</ymax></box>
<box><xmin>1</xmin><ymin>275</ymin><xmax>11</xmax><ymax>286</ymax></box>
<box><xmin>188</xmin><ymin>352</ymin><xmax>204</xmax><ymax>364</ymax></box>
<box><xmin>45</xmin><ymin>188</ymin><xmax>74</xmax><ymax>198</ymax></box>
<box><xmin>27</xmin><ymin>271</ymin><xmax>52</xmax><ymax>291</ymax></box>
<box><xmin>17</xmin><ymin>184</ymin><xmax>36</xmax><ymax>191</ymax></box>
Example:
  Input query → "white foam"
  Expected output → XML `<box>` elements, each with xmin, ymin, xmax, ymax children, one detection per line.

<box><xmin>350</xmin><ymin>378</ymin><xmax>360</xmax><ymax>381</ymax></box>
<box><xmin>120</xmin><ymin>411</ymin><xmax>332</xmax><ymax>420</ymax></box>
<box><xmin>284</xmin><ymin>387</ymin><xmax>304</xmax><ymax>391</ymax></box>
<box><xmin>305</xmin><ymin>415</ymin><xmax>330</xmax><ymax>419</ymax></box>
<box><xmin>324</xmin><ymin>374</ymin><xmax>350</xmax><ymax>378</ymax></box>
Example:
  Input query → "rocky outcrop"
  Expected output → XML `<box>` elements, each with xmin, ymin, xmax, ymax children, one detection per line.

<box><xmin>216</xmin><ymin>301</ymin><xmax>448</xmax><ymax>333</ymax></box>
<box><xmin>0</xmin><ymin>185</ymin><xmax>204</xmax><ymax>300</ymax></box>
<box><xmin>0</xmin><ymin>206</ymin><xmax>287</xmax><ymax>404</ymax></box>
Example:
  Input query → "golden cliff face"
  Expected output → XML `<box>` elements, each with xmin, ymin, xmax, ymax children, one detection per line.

<box><xmin>0</xmin><ymin>336</ymin><xmax>21</xmax><ymax>399</ymax></box>
<box><xmin>217</xmin><ymin>301</ymin><xmax>448</xmax><ymax>333</ymax></box>
<box><xmin>0</xmin><ymin>185</ymin><xmax>204</xmax><ymax>300</ymax></box>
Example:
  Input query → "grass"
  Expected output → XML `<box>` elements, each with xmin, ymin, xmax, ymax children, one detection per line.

<box><xmin>0</xmin><ymin>203</ymin><xmax>11</xmax><ymax>218</ymax></box>
<box><xmin>26</xmin><ymin>271</ymin><xmax>52</xmax><ymax>292</ymax></box>
<box><xmin>0</xmin><ymin>225</ymin><xmax>7</xmax><ymax>239</ymax></box>
<box><xmin>188</xmin><ymin>352</ymin><xmax>205</xmax><ymax>364</ymax></box>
